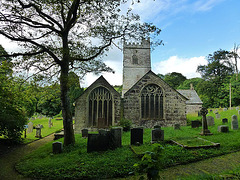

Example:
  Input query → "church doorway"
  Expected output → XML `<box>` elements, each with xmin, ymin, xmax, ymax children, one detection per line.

<box><xmin>88</xmin><ymin>86</ymin><xmax>113</xmax><ymax>128</ymax></box>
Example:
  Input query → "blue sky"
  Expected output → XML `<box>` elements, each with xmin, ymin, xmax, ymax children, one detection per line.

<box><xmin>1</xmin><ymin>0</ymin><xmax>240</xmax><ymax>87</ymax></box>
<box><xmin>83</xmin><ymin>0</ymin><xmax>240</xmax><ymax>87</ymax></box>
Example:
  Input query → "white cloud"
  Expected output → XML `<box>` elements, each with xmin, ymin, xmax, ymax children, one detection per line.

<box><xmin>193</xmin><ymin>0</ymin><xmax>225</xmax><ymax>12</ymax></box>
<box><xmin>152</xmin><ymin>55</ymin><xmax>208</xmax><ymax>78</ymax></box>
<box><xmin>81</xmin><ymin>60</ymin><xmax>123</xmax><ymax>87</ymax></box>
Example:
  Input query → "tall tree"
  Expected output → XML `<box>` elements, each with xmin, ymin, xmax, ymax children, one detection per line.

<box><xmin>0</xmin><ymin>0</ymin><xmax>161</xmax><ymax>146</ymax></box>
<box><xmin>231</xmin><ymin>43</ymin><xmax>239</xmax><ymax>80</ymax></box>
<box><xmin>164</xmin><ymin>72</ymin><xmax>187</xmax><ymax>89</ymax></box>
<box><xmin>197</xmin><ymin>49</ymin><xmax>234</xmax><ymax>83</ymax></box>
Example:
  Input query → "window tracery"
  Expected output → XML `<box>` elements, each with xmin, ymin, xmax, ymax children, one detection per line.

<box><xmin>141</xmin><ymin>84</ymin><xmax>163</xmax><ymax>119</ymax></box>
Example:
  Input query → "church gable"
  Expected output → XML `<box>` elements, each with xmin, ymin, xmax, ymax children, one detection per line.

<box><xmin>123</xmin><ymin>71</ymin><xmax>187</xmax><ymax>128</ymax></box>
<box><xmin>74</xmin><ymin>76</ymin><xmax>121</xmax><ymax>133</ymax></box>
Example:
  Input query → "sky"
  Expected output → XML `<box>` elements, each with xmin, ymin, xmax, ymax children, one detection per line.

<box><xmin>1</xmin><ymin>0</ymin><xmax>240</xmax><ymax>87</ymax></box>
<box><xmin>82</xmin><ymin>0</ymin><xmax>240</xmax><ymax>87</ymax></box>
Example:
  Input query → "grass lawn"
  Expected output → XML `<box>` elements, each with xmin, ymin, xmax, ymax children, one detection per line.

<box><xmin>15</xmin><ymin>108</ymin><xmax>240</xmax><ymax>179</ymax></box>
<box><xmin>22</xmin><ymin>117</ymin><xmax>63</xmax><ymax>143</ymax></box>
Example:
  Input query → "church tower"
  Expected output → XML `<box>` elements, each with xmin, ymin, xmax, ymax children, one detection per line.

<box><xmin>122</xmin><ymin>38</ymin><xmax>151</xmax><ymax>97</ymax></box>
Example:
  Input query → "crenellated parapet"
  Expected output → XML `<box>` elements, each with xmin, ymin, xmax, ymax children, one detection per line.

<box><xmin>123</xmin><ymin>38</ymin><xmax>150</xmax><ymax>49</ymax></box>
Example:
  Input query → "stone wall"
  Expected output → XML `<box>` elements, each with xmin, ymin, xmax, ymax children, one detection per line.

<box><xmin>186</xmin><ymin>104</ymin><xmax>202</xmax><ymax>114</ymax></box>
<box><xmin>123</xmin><ymin>71</ymin><xmax>187</xmax><ymax>128</ymax></box>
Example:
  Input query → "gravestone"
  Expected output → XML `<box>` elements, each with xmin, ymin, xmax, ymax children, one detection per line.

<box><xmin>238</xmin><ymin>110</ymin><xmax>240</xmax><ymax>115</ymax></box>
<box><xmin>200</xmin><ymin>107</ymin><xmax>213</xmax><ymax>136</ymax></box>
<box><xmin>35</xmin><ymin>124</ymin><xmax>42</xmax><ymax>138</ymax></box>
<box><xmin>216</xmin><ymin>114</ymin><xmax>220</xmax><ymax>119</ymax></box>
<box><xmin>174</xmin><ymin>124</ymin><xmax>180</xmax><ymax>130</ymax></box>
<box><xmin>82</xmin><ymin>129</ymin><xmax>88</xmax><ymax>138</ymax></box>
<box><xmin>87</xmin><ymin>133</ymin><xmax>110</xmax><ymax>153</ymax></box>
<box><xmin>48</xmin><ymin>118</ymin><xmax>53</xmax><ymax>128</ymax></box>
<box><xmin>110</xmin><ymin>127</ymin><xmax>122</xmax><ymax>149</ymax></box>
<box><xmin>222</xmin><ymin>118</ymin><xmax>228</xmax><ymax>124</ymax></box>
<box><xmin>218</xmin><ymin>125</ymin><xmax>229</xmax><ymax>133</ymax></box>
<box><xmin>223</xmin><ymin>108</ymin><xmax>228</xmax><ymax>112</ymax></box>
<box><xmin>231</xmin><ymin>115</ymin><xmax>239</xmax><ymax>130</ymax></box>
<box><xmin>236</xmin><ymin>107</ymin><xmax>239</xmax><ymax>110</ymax></box>
<box><xmin>151</xmin><ymin>129</ymin><xmax>164</xmax><ymax>143</ymax></box>
<box><xmin>191</xmin><ymin>120</ymin><xmax>201</xmax><ymax>128</ymax></box>
<box><xmin>27</xmin><ymin>122</ymin><xmax>33</xmax><ymax>133</ymax></box>
<box><xmin>52</xmin><ymin>142</ymin><xmax>63</xmax><ymax>154</ymax></box>
<box><xmin>131</xmin><ymin>128</ymin><xmax>143</xmax><ymax>145</ymax></box>
<box><xmin>206</xmin><ymin>116</ymin><xmax>215</xmax><ymax>126</ymax></box>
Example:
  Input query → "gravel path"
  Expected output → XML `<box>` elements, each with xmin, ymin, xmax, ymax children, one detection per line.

<box><xmin>0</xmin><ymin>134</ymin><xmax>55</xmax><ymax>180</ymax></box>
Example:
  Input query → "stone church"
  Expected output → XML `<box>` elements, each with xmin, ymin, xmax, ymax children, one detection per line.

<box><xmin>74</xmin><ymin>38</ymin><xmax>191</xmax><ymax>133</ymax></box>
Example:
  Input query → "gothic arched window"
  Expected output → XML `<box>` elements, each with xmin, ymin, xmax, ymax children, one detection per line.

<box><xmin>141</xmin><ymin>84</ymin><xmax>163</xmax><ymax>119</ymax></box>
<box><xmin>88</xmin><ymin>87</ymin><xmax>113</xmax><ymax>128</ymax></box>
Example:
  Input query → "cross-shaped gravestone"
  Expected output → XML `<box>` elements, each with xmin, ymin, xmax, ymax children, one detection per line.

<box><xmin>200</xmin><ymin>107</ymin><xmax>213</xmax><ymax>136</ymax></box>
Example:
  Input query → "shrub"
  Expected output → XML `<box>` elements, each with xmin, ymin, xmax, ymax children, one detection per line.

<box><xmin>0</xmin><ymin>102</ymin><xmax>27</xmax><ymax>142</ymax></box>
<box><xmin>119</xmin><ymin>118</ymin><xmax>132</xmax><ymax>132</ymax></box>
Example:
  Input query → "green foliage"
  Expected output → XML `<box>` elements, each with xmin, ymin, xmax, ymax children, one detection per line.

<box><xmin>134</xmin><ymin>144</ymin><xmax>164</xmax><ymax>180</ymax></box>
<box><xmin>119</xmin><ymin>118</ymin><xmax>132</xmax><ymax>132</ymax></box>
<box><xmin>178</xmin><ymin>78</ymin><xmax>203</xmax><ymax>90</ymax></box>
<box><xmin>164</xmin><ymin>72</ymin><xmax>187</xmax><ymax>89</ymax></box>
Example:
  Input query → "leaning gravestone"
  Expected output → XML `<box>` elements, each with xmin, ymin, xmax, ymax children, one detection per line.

<box><xmin>82</xmin><ymin>129</ymin><xmax>88</xmax><ymax>138</ymax></box>
<box><xmin>52</xmin><ymin>142</ymin><xmax>63</xmax><ymax>154</ymax></box>
<box><xmin>27</xmin><ymin>122</ymin><xmax>33</xmax><ymax>133</ymax></box>
<box><xmin>131</xmin><ymin>128</ymin><xmax>143</xmax><ymax>145</ymax></box>
<box><xmin>174</xmin><ymin>124</ymin><xmax>180</xmax><ymax>130</ymax></box>
<box><xmin>231</xmin><ymin>115</ymin><xmax>239</xmax><ymax>130</ymax></box>
<box><xmin>218</xmin><ymin>125</ymin><xmax>229</xmax><ymax>133</ymax></box>
<box><xmin>191</xmin><ymin>120</ymin><xmax>201</xmax><ymax>128</ymax></box>
<box><xmin>151</xmin><ymin>128</ymin><xmax>164</xmax><ymax>143</ymax></box>
<box><xmin>207</xmin><ymin>116</ymin><xmax>215</xmax><ymax>126</ymax></box>
<box><xmin>222</xmin><ymin>118</ymin><xmax>228</xmax><ymax>124</ymax></box>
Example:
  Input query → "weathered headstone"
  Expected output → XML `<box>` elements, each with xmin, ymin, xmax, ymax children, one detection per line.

<box><xmin>222</xmin><ymin>118</ymin><xmax>228</xmax><ymax>124</ymax></box>
<box><xmin>52</xmin><ymin>142</ymin><xmax>63</xmax><ymax>154</ymax></box>
<box><xmin>206</xmin><ymin>116</ymin><xmax>215</xmax><ymax>126</ymax></box>
<box><xmin>131</xmin><ymin>128</ymin><xmax>143</xmax><ymax>145</ymax></box>
<box><xmin>87</xmin><ymin>133</ymin><xmax>110</xmax><ymax>153</ymax></box>
<box><xmin>174</xmin><ymin>124</ymin><xmax>180</xmax><ymax>130</ymax></box>
<box><xmin>82</xmin><ymin>128</ymin><xmax>88</xmax><ymax>138</ymax></box>
<box><xmin>110</xmin><ymin>127</ymin><xmax>122</xmax><ymax>149</ymax></box>
<box><xmin>218</xmin><ymin>125</ymin><xmax>229</xmax><ymax>133</ymax></box>
<box><xmin>35</xmin><ymin>124</ymin><xmax>42</xmax><ymax>138</ymax></box>
<box><xmin>216</xmin><ymin>114</ymin><xmax>220</xmax><ymax>119</ymax></box>
<box><xmin>223</xmin><ymin>108</ymin><xmax>228</xmax><ymax>112</ymax></box>
<box><xmin>231</xmin><ymin>115</ymin><xmax>239</xmax><ymax>130</ymax></box>
<box><xmin>151</xmin><ymin>129</ymin><xmax>164</xmax><ymax>143</ymax></box>
<box><xmin>27</xmin><ymin>122</ymin><xmax>33</xmax><ymax>133</ymax></box>
<box><xmin>238</xmin><ymin>110</ymin><xmax>240</xmax><ymax>115</ymax></box>
<box><xmin>191</xmin><ymin>120</ymin><xmax>201</xmax><ymax>128</ymax></box>
<box><xmin>48</xmin><ymin>118</ymin><xmax>53</xmax><ymax>128</ymax></box>
<box><xmin>236</xmin><ymin>107</ymin><xmax>239</xmax><ymax>110</ymax></box>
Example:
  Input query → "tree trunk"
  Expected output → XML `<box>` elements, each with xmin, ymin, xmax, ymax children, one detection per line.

<box><xmin>60</xmin><ymin>32</ymin><xmax>75</xmax><ymax>146</ymax></box>
<box><xmin>60</xmin><ymin>63</ymin><xmax>75</xmax><ymax>146</ymax></box>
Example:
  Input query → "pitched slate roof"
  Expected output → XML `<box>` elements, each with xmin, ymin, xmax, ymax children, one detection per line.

<box><xmin>177</xmin><ymin>90</ymin><xmax>203</xmax><ymax>105</ymax></box>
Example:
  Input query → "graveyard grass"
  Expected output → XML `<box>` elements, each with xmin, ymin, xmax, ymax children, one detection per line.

<box><xmin>16</xmin><ymin>108</ymin><xmax>240</xmax><ymax>179</ymax></box>
<box><xmin>22</xmin><ymin>117</ymin><xmax>63</xmax><ymax>143</ymax></box>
